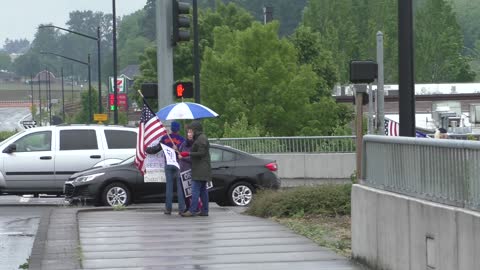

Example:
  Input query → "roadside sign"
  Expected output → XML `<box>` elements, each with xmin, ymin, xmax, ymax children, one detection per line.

<box><xmin>21</xmin><ymin>120</ymin><xmax>37</xmax><ymax>129</ymax></box>
<box><xmin>109</xmin><ymin>77</ymin><xmax>126</xmax><ymax>93</ymax></box>
<box><xmin>94</xmin><ymin>114</ymin><xmax>108</xmax><ymax>122</ymax></box>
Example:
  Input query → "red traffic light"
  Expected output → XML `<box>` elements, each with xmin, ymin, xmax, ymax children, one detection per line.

<box><xmin>173</xmin><ymin>82</ymin><xmax>193</xmax><ymax>98</ymax></box>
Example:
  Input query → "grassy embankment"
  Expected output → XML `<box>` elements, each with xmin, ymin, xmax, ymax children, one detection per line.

<box><xmin>246</xmin><ymin>184</ymin><xmax>353</xmax><ymax>257</ymax></box>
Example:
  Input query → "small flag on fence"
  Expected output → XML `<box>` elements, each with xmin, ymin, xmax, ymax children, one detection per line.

<box><xmin>384</xmin><ymin>118</ymin><xmax>427</xmax><ymax>138</ymax></box>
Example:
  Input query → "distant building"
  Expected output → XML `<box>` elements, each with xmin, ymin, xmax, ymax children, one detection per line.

<box><xmin>0</xmin><ymin>70</ymin><xmax>20</xmax><ymax>82</ymax></box>
<box><xmin>119</xmin><ymin>64</ymin><xmax>140</xmax><ymax>89</ymax></box>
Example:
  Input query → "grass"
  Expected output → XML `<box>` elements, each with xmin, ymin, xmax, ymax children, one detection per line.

<box><xmin>275</xmin><ymin>215</ymin><xmax>352</xmax><ymax>257</ymax></box>
<box><xmin>246</xmin><ymin>185</ymin><xmax>353</xmax><ymax>257</ymax></box>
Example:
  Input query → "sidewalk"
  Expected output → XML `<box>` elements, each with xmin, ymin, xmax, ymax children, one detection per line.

<box><xmin>29</xmin><ymin>205</ymin><xmax>367</xmax><ymax>270</ymax></box>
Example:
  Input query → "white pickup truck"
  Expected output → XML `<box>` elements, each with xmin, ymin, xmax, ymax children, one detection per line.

<box><xmin>0</xmin><ymin>125</ymin><xmax>137</xmax><ymax>196</ymax></box>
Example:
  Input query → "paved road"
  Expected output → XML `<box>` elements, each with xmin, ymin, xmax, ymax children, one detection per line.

<box><xmin>78</xmin><ymin>207</ymin><xmax>366</xmax><ymax>270</ymax></box>
<box><xmin>0</xmin><ymin>107</ymin><xmax>31</xmax><ymax>131</ymax></box>
<box><xmin>0</xmin><ymin>195</ymin><xmax>67</xmax><ymax>206</ymax></box>
<box><xmin>0</xmin><ymin>207</ymin><xmax>51</xmax><ymax>270</ymax></box>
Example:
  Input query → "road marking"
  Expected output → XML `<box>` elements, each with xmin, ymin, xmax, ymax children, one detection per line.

<box><xmin>19</xmin><ymin>197</ymin><xmax>30</xmax><ymax>203</ymax></box>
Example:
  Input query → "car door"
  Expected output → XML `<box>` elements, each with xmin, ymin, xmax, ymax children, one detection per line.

<box><xmin>3</xmin><ymin>130</ymin><xmax>55</xmax><ymax>192</ymax></box>
<box><xmin>54</xmin><ymin>128</ymin><xmax>104</xmax><ymax>189</ymax></box>
<box><xmin>210</xmin><ymin>147</ymin><xmax>236</xmax><ymax>193</ymax></box>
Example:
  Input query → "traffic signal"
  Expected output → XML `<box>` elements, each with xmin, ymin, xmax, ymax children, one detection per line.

<box><xmin>174</xmin><ymin>82</ymin><xmax>194</xmax><ymax>98</ymax></box>
<box><xmin>110</xmin><ymin>105</ymin><xmax>116</xmax><ymax>111</ymax></box>
<box><xmin>172</xmin><ymin>0</ymin><xmax>191</xmax><ymax>45</ymax></box>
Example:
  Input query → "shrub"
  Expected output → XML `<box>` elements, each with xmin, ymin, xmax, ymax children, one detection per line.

<box><xmin>0</xmin><ymin>130</ymin><xmax>18</xmax><ymax>142</ymax></box>
<box><xmin>246</xmin><ymin>184</ymin><xmax>351</xmax><ymax>218</ymax></box>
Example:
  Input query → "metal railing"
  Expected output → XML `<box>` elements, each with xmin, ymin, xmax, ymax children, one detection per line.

<box><xmin>362</xmin><ymin>135</ymin><xmax>480</xmax><ymax>211</ymax></box>
<box><xmin>209</xmin><ymin>136</ymin><xmax>356</xmax><ymax>154</ymax></box>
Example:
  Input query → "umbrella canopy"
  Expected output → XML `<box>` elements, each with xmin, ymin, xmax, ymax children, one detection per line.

<box><xmin>157</xmin><ymin>102</ymin><xmax>219</xmax><ymax>120</ymax></box>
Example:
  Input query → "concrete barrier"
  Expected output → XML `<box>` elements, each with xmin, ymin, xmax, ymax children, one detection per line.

<box><xmin>352</xmin><ymin>184</ymin><xmax>480</xmax><ymax>270</ymax></box>
<box><xmin>256</xmin><ymin>153</ymin><xmax>355</xmax><ymax>185</ymax></box>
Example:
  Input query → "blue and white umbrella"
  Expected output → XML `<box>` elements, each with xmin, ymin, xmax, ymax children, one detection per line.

<box><xmin>157</xmin><ymin>102</ymin><xmax>219</xmax><ymax>120</ymax></box>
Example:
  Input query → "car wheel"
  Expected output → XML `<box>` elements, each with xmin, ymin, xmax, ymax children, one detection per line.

<box><xmin>102</xmin><ymin>182</ymin><xmax>131</xmax><ymax>207</ymax></box>
<box><xmin>228</xmin><ymin>181</ymin><xmax>255</xmax><ymax>206</ymax></box>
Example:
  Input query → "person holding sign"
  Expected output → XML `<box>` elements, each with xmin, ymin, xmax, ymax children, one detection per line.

<box><xmin>146</xmin><ymin>121</ymin><xmax>185</xmax><ymax>215</ymax></box>
<box><xmin>180</xmin><ymin>121</ymin><xmax>211</xmax><ymax>217</ymax></box>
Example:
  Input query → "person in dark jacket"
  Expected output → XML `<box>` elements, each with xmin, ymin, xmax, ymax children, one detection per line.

<box><xmin>146</xmin><ymin>121</ymin><xmax>185</xmax><ymax>215</ymax></box>
<box><xmin>178</xmin><ymin>127</ymin><xmax>194</xmax><ymax>210</ymax></box>
<box><xmin>179</xmin><ymin>121</ymin><xmax>211</xmax><ymax>217</ymax></box>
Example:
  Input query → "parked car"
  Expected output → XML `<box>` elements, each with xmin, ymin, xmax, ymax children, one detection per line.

<box><xmin>0</xmin><ymin>125</ymin><xmax>138</xmax><ymax>196</ymax></box>
<box><xmin>64</xmin><ymin>144</ymin><xmax>280</xmax><ymax>207</ymax></box>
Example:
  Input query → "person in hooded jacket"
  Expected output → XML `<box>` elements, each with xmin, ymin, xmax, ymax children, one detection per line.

<box><xmin>179</xmin><ymin>121</ymin><xmax>211</xmax><ymax>217</ymax></box>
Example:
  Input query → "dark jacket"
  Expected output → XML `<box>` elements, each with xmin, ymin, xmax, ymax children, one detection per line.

<box><xmin>189</xmin><ymin>121</ymin><xmax>211</xmax><ymax>181</ymax></box>
<box><xmin>178</xmin><ymin>139</ymin><xmax>193</xmax><ymax>172</ymax></box>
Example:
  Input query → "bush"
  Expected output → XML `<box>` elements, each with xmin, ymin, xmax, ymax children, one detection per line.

<box><xmin>0</xmin><ymin>130</ymin><xmax>18</xmax><ymax>142</ymax></box>
<box><xmin>246</xmin><ymin>184</ymin><xmax>351</xmax><ymax>218</ymax></box>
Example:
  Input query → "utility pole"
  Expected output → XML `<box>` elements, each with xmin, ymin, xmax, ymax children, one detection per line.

<box><xmin>156</xmin><ymin>0</ymin><xmax>174</xmax><ymax>111</ymax></box>
<box><xmin>377</xmin><ymin>31</ymin><xmax>385</xmax><ymax>135</ymax></box>
<box><xmin>61</xmin><ymin>67</ymin><xmax>65</xmax><ymax>121</ymax></box>
<box><xmin>355</xmin><ymin>84</ymin><xmax>367</xmax><ymax>181</ymax></box>
<box><xmin>30</xmin><ymin>74</ymin><xmax>34</xmax><ymax>121</ymax></box>
<box><xmin>193</xmin><ymin>0</ymin><xmax>200</xmax><ymax>103</ymax></box>
<box><xmin>398</xmin><ymin>0</ymin><xmax>415</xmax><ymax>136</ymax></box>
<box><xmin>112</xmin><ymin>0</ymin><xmax>119</xmax><ymax>124</ymax></box>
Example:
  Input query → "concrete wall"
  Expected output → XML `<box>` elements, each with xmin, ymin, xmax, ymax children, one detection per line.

<box><xmin>352</xmin><ymin>184</ymin><xmax>480</xmax><ymax>270</ymax></box>
<box><xmin>255</xmin><ymin>153</ymin><xmax>355</xmax><ymax>184</ymax></box>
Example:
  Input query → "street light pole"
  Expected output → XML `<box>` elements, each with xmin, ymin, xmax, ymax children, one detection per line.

<box><xmin>40</xmin><ymin>51</ymin><xmax>92</xmax><ymax>124</ymax></box>
<box><xmin>88</xmin><ymin>54</ymin><xmax>92</xmax><ymax>123</ymax></box>
<box><xmin>97</xmin><ymin>27</ymin><xmax>102</xmax><ymax>113</ymax></box>
<box><xmin>30</xmin><ymin>74</ymin><xmax>34</xmax><ymax>121</ymax></box>
<box><xmin>47</xmin><ymin>67</ymin><xmax>52</xmax><ymax>125</ymax></box>
<box><xmin>112</xmin><ymin>0</ymin><xmax>119</xmax><ymax>124</ymax></box>
<box><xmin>38</xmin><ymin>24</ymin><xmax>102</xmax><ymax>115</ymax></box>
<box><xmin>38</xmin><ymin>73</ymin><xmax>42</xmax><ymax>126</ymax></box>
<box><xmin>61</xmin><ymin>67</ymin><xmax>65</xmax><ymax>121</ymax></box>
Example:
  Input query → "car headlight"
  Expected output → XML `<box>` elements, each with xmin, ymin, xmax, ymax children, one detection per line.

<box><xmin>74</xmin><ymin>172</ymin><xmax>105</xmax><ymax>183</ymax></box>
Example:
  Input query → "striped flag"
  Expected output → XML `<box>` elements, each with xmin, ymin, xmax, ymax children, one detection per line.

<box><xmin>384</xmin><ymin>118</ymin><xmax>427</xmax><ymax>138</ymax></box>
<box><xmin>384</xmin><ymin>118</ymin><xmax>399</xmax><ymax>136</ymax></box>
<box><xmin>135</xmin><ymin>101</ymin><xmax>167</xmax><ymax>174</ymax></box>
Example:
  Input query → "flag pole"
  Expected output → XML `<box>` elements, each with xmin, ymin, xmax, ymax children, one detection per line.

<box><xmin>137</xmin><ymin>89</ymin><xmax>177</xmax><ymax>150</ymax></box>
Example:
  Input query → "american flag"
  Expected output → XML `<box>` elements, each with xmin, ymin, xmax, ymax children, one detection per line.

<box><xmin>135</xmin><ymin>101</ymin><xmax>167</xmax><ymax>174</ymax></box>
<box><xmin>384</xmin><ymin>118</ymin><xmax>427</xmax><ymax>137</ymax></box>
<box><xmin>384</xmin><ymin>118</ymin><xmax>399</xmax><ymax>136</ymax></box>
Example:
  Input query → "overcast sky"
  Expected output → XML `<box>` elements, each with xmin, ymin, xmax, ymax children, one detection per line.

<box><xmin>0</xmin><ymin>0</ymin><xmax>148</xmax><ymax>48</ymax></box>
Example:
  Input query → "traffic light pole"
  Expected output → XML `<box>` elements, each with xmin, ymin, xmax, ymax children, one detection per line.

<box><xmin>156</xmin><ymin>0</ymin><xmax>174</xmax><ymax>111</ymax></box>
<box><xmin>193</xmin><ymin>0</ymin><xmax>200</xmax><ymax>103</ymax></box>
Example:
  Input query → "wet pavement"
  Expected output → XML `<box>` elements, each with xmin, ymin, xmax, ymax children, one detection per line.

<box><xmin>78</xmin><ymin>207</ymin><xmax>366</xmax><ymax>270</ymax></box>
<box><xmin>0</xmin><ymin>207</ymin><xmax>51</xmax><ymax>270</ymax></box>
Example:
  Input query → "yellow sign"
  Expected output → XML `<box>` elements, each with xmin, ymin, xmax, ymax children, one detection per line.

<box><xmin>94</xmin><ymin>114</ymin><xmax>108</xmax><ymax>122</ymax></box>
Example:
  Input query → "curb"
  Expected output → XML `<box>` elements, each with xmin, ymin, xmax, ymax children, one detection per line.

<box><xmin>28</xmin><ymin>208</ymin><xmax>52</xmax><ymax>270</ymax></box>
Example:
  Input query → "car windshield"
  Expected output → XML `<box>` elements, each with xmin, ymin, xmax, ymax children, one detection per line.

<box><xmin>119</xmin><ymin>155</ymin><xmax>135</xmax><ymax>164</ymax></box>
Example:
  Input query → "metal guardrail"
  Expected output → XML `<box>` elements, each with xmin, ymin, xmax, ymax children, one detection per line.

<box><xmin>362</xmin><ymin>135</ymin><xmax>480</xmax><ymax>211</ymax></box>
<box><xmin>209</xmin><ymin>136</ymin><xmax>356</xmax><ymax>154</ymax></box>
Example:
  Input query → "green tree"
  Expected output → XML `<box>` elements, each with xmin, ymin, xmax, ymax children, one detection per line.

<box><xmin>302</xmin><ymin>0</ymin><xmax>360</xmax><ymax>83</ymax></box>
<box><xmin>0</xmin><ymin>51</ymin><xmax>11</xmax><ymax>70</ymax></box>
<box><xmin>289</xmin><ymin>25</ymin><xmax>338</xmax><ymax>99</ymax></box>
<box><xmin>118</xmin><ymin>10</ymin><xmax>152</xmax><ymax>68</ymax></box>
<box><xmin>415</xmin><ymin>0</ymin><xmax>475</xmax><ymax>82</ymax></box>
<box><xmin>202</xmin><ymin>21</ymin><xmax>347</xmax><ymax>136</ymax></box>
<box><xmin>3</xmin><ymin>38</ymin><xmax>30</xmax><ymax>54</ymax></box>
<box><xmin>74</xmin><ymin>88</ymin><xmax>99</xmax><ymax>123</ymax></box>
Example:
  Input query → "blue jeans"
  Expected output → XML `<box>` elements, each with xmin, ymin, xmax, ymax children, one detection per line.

<box><xmin>189</xmin><ymin>180</ymin><xmax>209</xmax><ymax>214</ymax></box>
<box><xmin>165</xmin><ymin>165</ymin><xmax>185</xmax><ymax>211</ymax></box>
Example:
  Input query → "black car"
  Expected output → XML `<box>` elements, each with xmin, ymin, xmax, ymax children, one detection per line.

<box><xmin>64</xmin><ymin>144</ymin><xmax>280</xmax><ymax>207</ymax></box>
